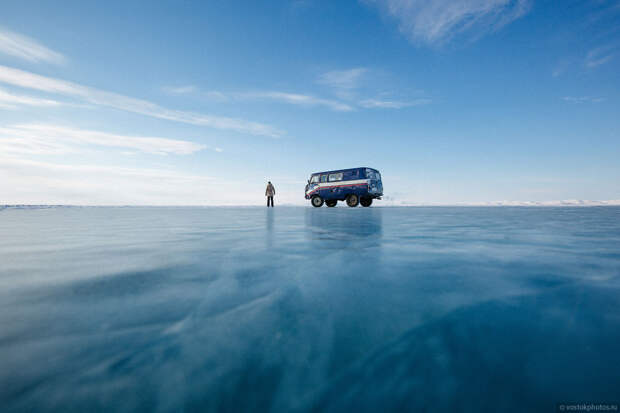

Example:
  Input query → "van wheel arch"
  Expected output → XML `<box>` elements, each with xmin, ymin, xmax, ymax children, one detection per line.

<box><xmin>311</xmin><ymin>196</ymin><xmax>324</xmax><ymax>207</ymax></box>
<box><xmin>346</xmin><ymin>194</ymin><xmax>359</xmax><ymax>207</ymax></box>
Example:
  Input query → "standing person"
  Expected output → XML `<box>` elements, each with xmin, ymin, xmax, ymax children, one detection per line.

<box><xmin>265</xmin><ymin>181</ymin><xmax>275</xmax><ymax>207</ymax></box>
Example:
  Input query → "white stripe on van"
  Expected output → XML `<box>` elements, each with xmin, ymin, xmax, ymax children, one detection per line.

<box><xmin>312</xmin><ymin>179</ymin><xmax>368</xmax><ymax>188</ymax></box>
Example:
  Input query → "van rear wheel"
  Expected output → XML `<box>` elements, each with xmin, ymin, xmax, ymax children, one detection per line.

<box><xmin>346</xmin><ymin>194</ymin><xmax>359</xmax><ymax>207</ymax></box>
<box><xmin>311</xmin><ymin>196</ymin><xmax>324</xmax><ymax>207</ymax></box>
<box><xmin>325</xmin><ymin>200</ymin><xmax>337</xmax><ymax>207</ymax></box>
<box><xmin>360</xmin><ymin>197</ymin><xmax>373</xmax><ymax>207</ymax></box>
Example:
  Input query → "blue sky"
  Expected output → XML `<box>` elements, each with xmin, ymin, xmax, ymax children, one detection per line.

<box><xmin>0</xmin><ymin>0</ymin><xmax>619</xmax><ymax>205</ymax></box>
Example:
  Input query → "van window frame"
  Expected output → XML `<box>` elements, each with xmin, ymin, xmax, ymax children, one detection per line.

<box><xmin>328</xmin><ymin>172</ymin><xmax>343</xmax><ymax>182</ymax></box>
<box><xmin>320</xmin><ymin>174</ymin><xmax>328</xmax><ymax>183</ymax></box>
<box><xmin>343</xmin><ymin>170</ymin><xmax>359</xmax><ymax>180</ymax></box>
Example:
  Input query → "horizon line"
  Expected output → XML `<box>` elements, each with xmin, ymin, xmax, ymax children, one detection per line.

<box><xmin>2</xmin><ymin>201</ymin><xmax>620</xmax><ymax>208</ymax></box>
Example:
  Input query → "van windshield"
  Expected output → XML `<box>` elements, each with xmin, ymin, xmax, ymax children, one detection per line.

<box><xmin>366</xmin><ymin>169</ymin><xmax>376</xmax><ymax>179</ymax></box>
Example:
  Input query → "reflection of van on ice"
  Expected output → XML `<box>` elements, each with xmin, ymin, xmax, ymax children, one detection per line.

<box><xmin>305</xmin><ymin>167</ymin><xmax>383</xmax><ymax>207</ymax></box>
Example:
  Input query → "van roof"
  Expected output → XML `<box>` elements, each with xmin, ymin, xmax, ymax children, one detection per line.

<box><xmin>311</xmin><ymin>167</ymin><xmax>379</xmax><ymax>176</ymax></box>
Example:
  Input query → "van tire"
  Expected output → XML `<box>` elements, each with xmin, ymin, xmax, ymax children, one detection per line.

<box><xmin>311</xmin><ymin>196</ymin><xmax>324</xmax><ymax>207</ymax></box>
<box><xmin>346</xmin><ymin>194</ymin><xmax>359</xmax><ymax>207</ymax></box>
<box><xmin>360</xmin><ymin>197</ymin><xmax>373</xmax><ymax>207</ymax></box>
<box><xmin>325</xmin><ymin>200</ymin><xmax>337</xmax><ymax>207</ymax></box>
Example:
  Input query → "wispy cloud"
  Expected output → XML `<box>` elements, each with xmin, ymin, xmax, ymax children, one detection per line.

<box><xmin>552</xmin><ymin>59</ymin><xmax>570</xmax><ymax>78</ymax></box>
<box><xmin>585</xmin><ymin>45</ymin><xmax>615</xmax><ymax>68</ymax></box>
<box><xmin>317</xmin><ymin>68</ymin><xmax>368</xmax><ymax>91</ymax></box>
<box><xmin>162</xmin><ymin>85</ymin><xmax>197</xmax><ymax>95</ymax></box>
<box><xmin>189</xmin><ymin>88</ymin><xmax>353</xmax><ymax>111</ymax></box>
<box><xmin>290</xmin><ymin>0</ymin><xmax>314</xmax><ymax>12</ymax></box>
<box><xmin>204</xmin><ymin>91</ymin><xmax>231</xmax><ymax>101</ymax></box>
<box><xmin>0</xmin><ymin>124</ymin><xmax>208</xmax><ymax>156</ymax></box>
<box><xmin>0</xmin><ymin>88</ymin><xmax>63</xmax><ymax>109</ymax></box>
<box><xmin>238</xmin><ymin>91</ymin><xmax>353</xmax><ymax>111</ymax></box>
<box><xmin>0</xmin><ymin>65</ymin><xmax>283</xmax><ymax>137</ymax></box>
<box><xmin>364</xmin><ymin>0</ymin><xmax>531</xmax><ymax>45</ymax></box>
<box><xmin>0</xmin><ymin>156</ymin><xmax>256</xmax><ymax>205</ymax></box>
<box><xmin>0</xmin><ymin>27</ymin><xmax>65</xmax><ymax>64</ymax></box>
<box><xmin>359</xmin><ymin>97</ymin><xmax>431</xmax><ymax>108</ymax></box>
<box><xmin>160</xmin><ymin>69</ymin><xmax>423</xmax><ymax>112</ymax></box>
<box><xmin>206</xmin><ymin>89</ymin><xmax>423</xmax><ymax>111</ymax></box>
<box><xmin>316</xmin><ymin>67</ymin><xmax>430</xmax><ymax>109</ymax></box>
<box><xmin>562</xmin><ymin>96</ymin><xmax>605</xmax><ymax>104</ymax></box>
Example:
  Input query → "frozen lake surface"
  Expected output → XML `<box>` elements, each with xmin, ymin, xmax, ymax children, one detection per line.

<box><xmin>1</xmin><ymin>206</ymin><xmax>619</xmax><ymax>412</ymax></box>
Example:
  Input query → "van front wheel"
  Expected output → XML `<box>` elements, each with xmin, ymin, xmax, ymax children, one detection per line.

<box><xmin>360</xmin><ymin>197</ymin><xmax>373</xmax><ymax>207</ymax></box>
<box><xmin>346</xmin><ymin>194</ymin><xmax>359</xmax><ymax>207</ymax></box>
<box><xmin>311</xmin><ymin>196</ymin><xmax>324</xmax><ymax>207</ymax></box>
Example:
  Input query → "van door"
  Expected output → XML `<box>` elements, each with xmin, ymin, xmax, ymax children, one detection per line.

<box><xmin>366</xmin><ymin>169</ymin><xmax>381</xmax><ymax>195</ymax></box>
<box><xmin>319</xmin><ymin>174</ymin><xmax>328</xmax><ymax>197</ymax></box>
<box><xmin>328</xmin><ymin>172</ymin><xmax>344</xmax><ymax>199</ymax></box>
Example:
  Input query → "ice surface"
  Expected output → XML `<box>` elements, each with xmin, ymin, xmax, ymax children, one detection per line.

<box><xmin>0</xmin><ymin>206</ymin><xmax>619</xmax><ymax>411</ymax></box>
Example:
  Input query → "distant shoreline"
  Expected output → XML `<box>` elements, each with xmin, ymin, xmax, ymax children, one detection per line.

<box><xmin>2</xmin><ymin>202</ymin><xmax>620</xmax><ymax>209</ymax></box>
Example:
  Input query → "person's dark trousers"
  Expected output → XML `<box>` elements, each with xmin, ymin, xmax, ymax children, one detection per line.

<box><xmin>267</xmin><ymin>196</ymin><xmax>274</xmax><ymax>207</ymax></box>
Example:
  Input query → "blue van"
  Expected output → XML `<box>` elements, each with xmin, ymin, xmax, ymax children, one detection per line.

<box><xmin>304</xmin><ymin>167</ymin><xmax>383</xmax><ymax>207</ymax></box>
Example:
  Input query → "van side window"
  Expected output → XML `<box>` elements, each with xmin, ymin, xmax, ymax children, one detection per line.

<box><xmin>328</xmin><ymin>172</ymin><xmax>343</xmax><ymax>181</ymax></box>
<box><xmin>320</xmin><ymin>175</ymin><xmax>328</xmax><ymax>183</ymax></box>
<box><xmin>343</xmin><ymin>170</ymin><xmax>359</xmax><ymax>180</ymax></box>
<box><xmin>310</xmin><ymin>175</ymin><xmax>319</xmax><ymax>183</ymax></box>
